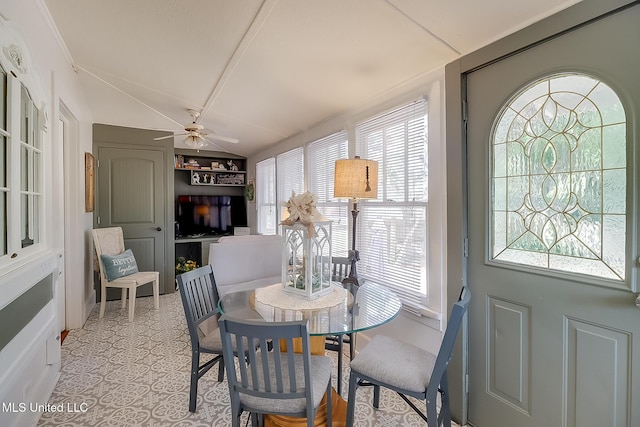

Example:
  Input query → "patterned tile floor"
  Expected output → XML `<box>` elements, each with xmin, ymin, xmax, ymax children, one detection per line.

<box><xmin>37</xmin><ymin>292</ymin><xmax>462</xmax><ymax>426</ymax></box>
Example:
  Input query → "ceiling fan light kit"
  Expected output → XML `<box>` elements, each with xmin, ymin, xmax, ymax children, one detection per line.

<box><xmin>153</xmin><ymin>108</ymin><xmax>239</xmax><ymax>150</ymax></box>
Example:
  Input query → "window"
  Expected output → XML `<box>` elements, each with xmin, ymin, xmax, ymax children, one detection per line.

<box><xmin>307</xmin><ymin>131</ymin><xmax>349</xmax><ymax>256</ymax></box>
<box><xmin>256</xmin><ymin>158</ymin><xmax>276</xmax><ymax>235</ymax></box>
<box><xmin>355</xmin><ymin>99</ymin><xmax>429</xmax><ymax>310</ymax></box>
<box><xmin>20</xmin><ymin>84</ymin><xmax>42</xmax><ymax>248</ymax></box>
<box><xmin>0</xmin><ymin>56</ymin><xmax>44</xmax><ymax>265</ymax></box>
<box><xmin>491</xmin><ymin>73</ymin><xmax>626</xmax><ymax>281</ymax></box>
<box><xmin>256</xmin><ymin>148</ymin><xmax>305</xmax><ymax>235</ymax></box>
<box><xmin>276</xmin><ymin>147</ymin><xmax>304</xmax><ymax>227</ymax></box>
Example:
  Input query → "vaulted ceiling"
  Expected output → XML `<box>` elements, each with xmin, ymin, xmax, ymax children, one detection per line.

<box><xmin>43</xmin><ymin>0</ymin><xmax>580</xmax><ymax>156</ymax></box>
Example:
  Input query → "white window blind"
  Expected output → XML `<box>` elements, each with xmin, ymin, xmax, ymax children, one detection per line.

<box><xmin>355</xmin><ymin>99</ymin><xmax>428</xmax><ymax>308</ymax></box>
<box><xmin>307</xmin><ymin>131</ymin><xmax>349</xmax><ymax>257</ymax></box>
<box><xmin>256</xmin><ymin>158</ymin><xmax>276</xmax><ymax>235</ymax></box>
<box><xmin>276</xmin><ymin>147</ymin><xmax>304</xmax><ymax>227</ymax></box>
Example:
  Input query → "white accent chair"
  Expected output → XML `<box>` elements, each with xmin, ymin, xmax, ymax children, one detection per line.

<box><xmin>208</xmin><ymin>234</ymin><xmax>283</xmax><ymax>297</ymax></box>
<box><xmin>92</xmin><ymin>227</ymin><xmax>160</xmax><ymax>321</ymax></box>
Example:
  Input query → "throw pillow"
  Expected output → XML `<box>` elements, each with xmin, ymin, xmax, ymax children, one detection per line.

<box><xmin>100</xmin><ymin>249</ymin><xmax>139</xmax><ymax>281</ymax></box>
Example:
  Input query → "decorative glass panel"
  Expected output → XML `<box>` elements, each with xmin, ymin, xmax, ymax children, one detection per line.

<box><xmin>0</xmin><ymin>192</ymin><xmax>5</xmax><ymax>256</ymax></box>
<box><xmin>491</xmin><ymin>73</ymin><xmax>626</xmax><ymax>281</ymax></box>
<box><xmin>19</xmin><ymin>82</ymin><xmax>41</xmax><ymax>250</ymax></box>
<box><xmin>21</xmin><ymin>194</ymin><xmax>34</xmax><ymax>248</ymax></box>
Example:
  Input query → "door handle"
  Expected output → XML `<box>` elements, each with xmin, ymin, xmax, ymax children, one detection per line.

<box><xmin>155</xmin><ymin>227</ymin><xmax>162</xmax><ymax>231</ymax></box>
<box><xmin>636</xmin><ymin>294</ymin><xmax>640</xmax><ymax>309</ymax></box>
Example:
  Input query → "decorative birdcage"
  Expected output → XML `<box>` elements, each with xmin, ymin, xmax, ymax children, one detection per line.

<box><xmin>280</xmin><ymin>191</ymin><xmax>333</xmax><ymax>299</ymax></box>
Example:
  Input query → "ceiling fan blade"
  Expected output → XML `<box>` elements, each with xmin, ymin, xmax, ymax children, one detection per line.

<box><xmin>154</xmin><ymin>132</ymin><xmax>190</xmax><ymax>141</ymax></box>
<box><xmin>202</xmin><ymin>136</ymin><xmax>230</xmax><ymax>153</ymax></box>
<box><xmin>153</xmin><ymin>135</ymin><xmax>176</xmax><ymax>141</ymax></box>
<box><xmin>206</xmin><ymin>133</ymin><xmax>239</xmax><ymax>144</ymax></box>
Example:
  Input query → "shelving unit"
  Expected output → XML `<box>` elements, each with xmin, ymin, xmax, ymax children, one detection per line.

<box><xmin>174</xmin><ymin>149</ymin><xmax>246</xmax><ymax>188</ymax></box>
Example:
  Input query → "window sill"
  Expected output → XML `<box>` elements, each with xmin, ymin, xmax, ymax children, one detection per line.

<box><xmin>400</xmin><ymin>303</ymin><xmax>442</xmax><ymax>330</ymax></box>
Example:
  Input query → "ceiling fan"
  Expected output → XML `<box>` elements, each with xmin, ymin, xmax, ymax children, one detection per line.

<box><xmin>153</xmin><ymin>109</ymin><xmax>239</xmax><ymax>150</ymax></box>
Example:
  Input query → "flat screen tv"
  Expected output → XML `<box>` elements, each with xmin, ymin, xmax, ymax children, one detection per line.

<box><xmin>176</xmin><ymin>195</ymin><xmax>247</xmax><ymax>237</ymax></box>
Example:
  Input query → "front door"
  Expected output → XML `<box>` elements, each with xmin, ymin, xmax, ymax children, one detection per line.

<box><xmin>466</xmin><ymin>5</ymin><xmax>640</xmax><ymax>427</ymax></box>
<box><xmin>96</xmin><ymin>146</ymin><xmax>167</xmax><ymax>297</ymax></box>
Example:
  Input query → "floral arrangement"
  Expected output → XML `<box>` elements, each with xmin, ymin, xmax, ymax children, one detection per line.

<box><xmin>176</xmin><ymin>257</ymin><xmax>198</xmax><ymax>275</ymax></box>
<box><xmin>280</xmin><ymin>191</ymin><xmax>321</xmax><ymax>236</ymax></box>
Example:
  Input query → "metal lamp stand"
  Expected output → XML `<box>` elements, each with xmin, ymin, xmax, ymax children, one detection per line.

<box><xmin>342</xmin><ymin>200</ymin><xmax>360</xmax><ymax>287</ymax></box>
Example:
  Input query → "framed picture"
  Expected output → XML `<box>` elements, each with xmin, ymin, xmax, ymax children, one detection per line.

<box><xmin>85</xmin><ymin>152</ymin><xmax>95</xmax><ymax>212</ymax></box>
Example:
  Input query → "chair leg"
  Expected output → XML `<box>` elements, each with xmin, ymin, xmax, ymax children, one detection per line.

<box><xmin>153</xmin><ymin>277</ymin><xmax>160</xmax><ymax>310</ymax></box>
<box><xmin>121</xmin><ymin>288</ymin><xmax>127</xmax><ymax>309</ymax></box>
<box><xmin>336</xmin><ymin>335</ymin><xmax>344</xmax><ymax>395</ymax></box>
<box><xmin>99</xmin><ymin>282</ymin><xmax>107</xmax><ymax>318</ymax></box>
<box><xmin>439</xmin><ymin>373</ymin><xmax>452</xmax><ymax>427</ymax></box>
<box><xmin>189</xmin><ymin>351</ymin><xmax>199</xmax><ymax>412</ymax></box>
<box><xmin>128</xmin><ymin>286</ymin><xmax>136</xmax><ymax>322</ymax></box>
<box><xmin>346</xmin><ymin>371</ymin><xmax>359</xmax><ymax>426</ymax></box>
<box><xmin>217</xmin><ymin>356</ymin><xmax>225</xmax><ymax>381</ymax></box>
<box><xmin>349</xmin><ymin>332</ymin><xmax>355</xmax><ymax>360</ymax></box>
<box><xmin>325</xmin><ymin>380</ymin><xmax>332</xmax><ymax>425</ymax></box>
<box><xmin>373</xmin><ymin>384</ymin><xmax>381</xmax><ymax>408</ymax></box>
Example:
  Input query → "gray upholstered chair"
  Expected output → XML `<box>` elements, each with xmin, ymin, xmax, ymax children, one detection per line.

<box><xmin>175</xmin><ymin>265</ymin><xmax>227</xmax><ymax>412</ymax></box>
<box><xmin>219</xmin><ymin>316</ymin><xmax>333</xmax><ymax>427</ymax></box>
<box><xmin>346</xmin><ymin>287</ymin><xmax>470</xmax><ymax>427</ymax></box>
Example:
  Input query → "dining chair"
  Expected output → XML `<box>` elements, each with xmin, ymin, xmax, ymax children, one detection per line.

<box><xmin>346</xmin><ymin>286</ymin><xmax>470</xmax><ymax>427</ymax></box>
<box><xmin>92</xmin><ymin>227</ymin><xmax>159</xmax><ymax>322</ymax></box>
<box><xmin>176</xmin><ymin>265</ymin><xmax>227</xmax><ymax>413</ymax></box>
<box><xmin>219</xmin><ymin>316</ymin><xmax>333</xmax><ymax>427</ymax></box>
<box><xmin>323</xmin><ymin>255</ymin><xmax>354</xmax><ymax>395</ymax></box>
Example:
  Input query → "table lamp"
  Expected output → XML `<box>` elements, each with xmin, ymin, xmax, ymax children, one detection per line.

<box><xmin>334</xmin><ymin>156</ymin><xmax>378</xmax><ymax>286</ymax></box>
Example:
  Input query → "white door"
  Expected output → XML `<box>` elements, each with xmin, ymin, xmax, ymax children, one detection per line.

<box><xmin>466</xmin><ymin>5</ymin><xmax>640</xmax><ymax>427</ymax></box>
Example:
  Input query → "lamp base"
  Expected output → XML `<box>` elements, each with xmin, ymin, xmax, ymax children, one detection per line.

<box><xmin>341</xmin><ymin>249</ymin><xmax>360</xmax><ymax>287</ymax></box>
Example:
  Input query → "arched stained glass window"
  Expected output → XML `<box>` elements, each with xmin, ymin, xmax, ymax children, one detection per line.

<box><xmin>491</xmin><ymin>73</ymin><xmax>626</xmax><ymax>281</ymax></box>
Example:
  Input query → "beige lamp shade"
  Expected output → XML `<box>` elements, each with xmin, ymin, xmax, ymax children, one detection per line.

<box><xmin>334</xmin><ymin>157</ymin><xmax>379</xmax><ymax>199</ymax></box>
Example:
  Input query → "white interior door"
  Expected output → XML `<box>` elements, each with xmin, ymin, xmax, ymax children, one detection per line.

<box><xmin>466</xmin><ymin>5</ymin><xmax>640</xmax><ymax>427</ymax></box>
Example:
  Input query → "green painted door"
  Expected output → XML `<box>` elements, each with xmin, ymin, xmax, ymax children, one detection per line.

<box><xmin>96</xmin><ymin>146</ymin><xmax>167</xmax><ymax>297</ymax></box>
<box><xmin>466</xmin><ymin>5</ymin><xmax>640</xmax><ymax>427</ymax></box>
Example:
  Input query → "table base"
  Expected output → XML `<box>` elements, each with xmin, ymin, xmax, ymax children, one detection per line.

<box><xmin>264</xmin><ymin>387</ymin><xmax>347</xmax><ymax>427</ymax></box>
<box><xmin>266</xmin><ymin>336</ymin><xmax>348</xmax><ymax>426</ymax></box>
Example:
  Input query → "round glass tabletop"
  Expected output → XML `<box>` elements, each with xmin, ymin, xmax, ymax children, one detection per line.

<box><xmin>219</xmin><ymin>281</ymin><xmax>402</xmax><ymax>336</ymax></box>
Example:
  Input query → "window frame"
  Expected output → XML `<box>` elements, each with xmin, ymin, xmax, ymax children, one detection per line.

<box><xmin>306</xmin><ymin>131</ymin><xmax>349</xmax><ymax>257</ymax></box>
<box><xmin>0</xmin><ymin>39</ymin><xmax>46</xmax><ymax>268</ymax></box>
<box><xmin>256</xmin><ymin>157</ymin><xmax>276</xmax><ymax>235</ymax></box>
<box><xmin>355</xmin><ymin>98</ymin><xmax>433</xmax><ymax>314</ymax></box>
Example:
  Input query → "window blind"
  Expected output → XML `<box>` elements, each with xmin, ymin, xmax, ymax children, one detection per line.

<box><xmin>276</xmin><ymin>147</ymin><xmax>304</xmax><ymax>227</ymax></box>
<box><xmin>256</xmin><ymin>158</ymin><xmax>276</xmax><ymax>235</ymax></box>
<box><xmin>355</xmin><ymin>99</ymin><xmax>429</xmax><ymax>307</ymax></box>
<box><xmin>307</xmin><ymin>131</ymin><xmax>349</xmax><ymax>257</ymax></box>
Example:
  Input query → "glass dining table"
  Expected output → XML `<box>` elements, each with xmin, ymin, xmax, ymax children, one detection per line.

<box><xmin>219</xmin><ymin>280</ymin><xmax>402</xmax><ymax>337</ymax></box>
<box><xmin>218</xmin><ymin>280</ymin><xmax>402</xmax><ymax>427</ymax></box>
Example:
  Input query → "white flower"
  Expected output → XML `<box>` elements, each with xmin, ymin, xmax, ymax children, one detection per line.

<box><xmin>281</xmin><ymin>191</ymin><xmax>321</xmax><ymax>236</ymax></box>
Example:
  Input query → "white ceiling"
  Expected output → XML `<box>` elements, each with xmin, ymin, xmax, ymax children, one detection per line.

<box><xmin>43</xmin><ymin>0</ymin><xmax>580</xmax><ymax>157</ymax></box>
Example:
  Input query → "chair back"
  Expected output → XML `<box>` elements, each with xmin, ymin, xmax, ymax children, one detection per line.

<box><xmin>430</xmin><ymin>287</ymin><xmax>470</xmax><ymax>392</ymax></box>
<box><xmin>176</xmin><ymin>265</ymin><xmax>221</xmax><ymax>351</ymax></box>
<box><xmin>219</xmin><ymin>317</ymin><xmax>316</xmax><ymax>418</ymax></box>
<box><xmin>93</xmin><ymin>227</ymin><xmax>126</xmax><ymax>282</ymax></box>
<box><xmin>331</xmin><ymin>256</ymin><xmax>350</xmax><ymax>282</ymax></box>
